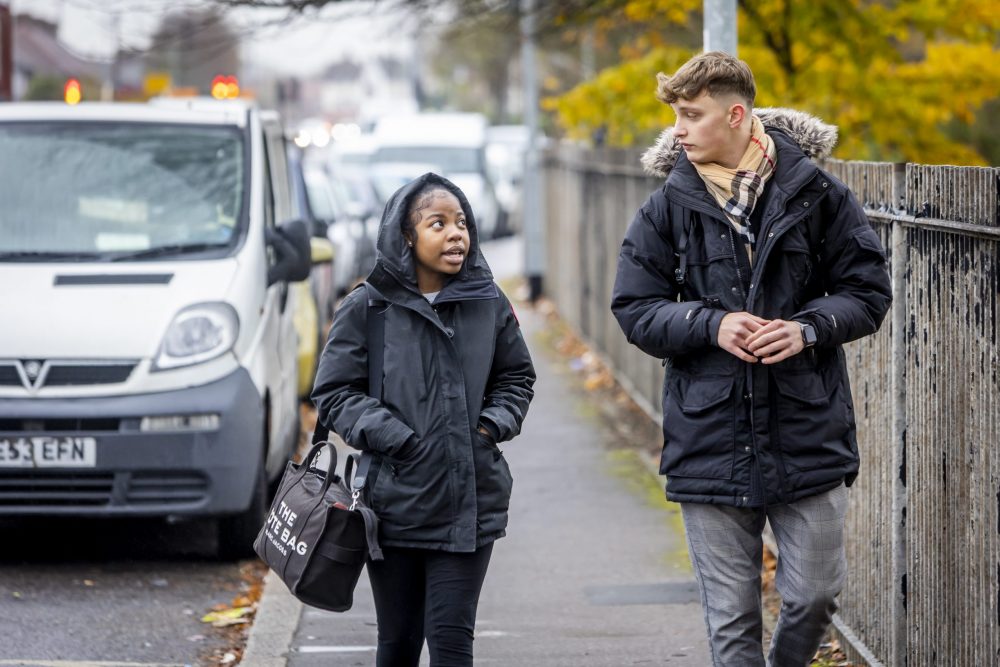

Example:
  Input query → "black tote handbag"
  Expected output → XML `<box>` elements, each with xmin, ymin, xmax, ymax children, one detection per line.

<box><xmin>253</xmin><ymin>282</ymin><xmax>387</xmax><ymax>611</ymax></box>
<box><xmin>253</xmin><ymin>440</ymin><xmax>383</xmax><ymax>612</ymax></box>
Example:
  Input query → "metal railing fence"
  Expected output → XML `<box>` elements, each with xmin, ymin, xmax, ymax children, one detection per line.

<box><xmin>542</xmin><ymin>143</ymin><xmax>1000</xmax><ymax>666</ymax></box>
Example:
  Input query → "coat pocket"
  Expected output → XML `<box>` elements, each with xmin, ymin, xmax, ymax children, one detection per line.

<box><xmin>473</xmin><ymin>431</ymin><xmax>513</xmax><ymax>533</ymax></box>
<box><xmin>661</xmin><ymin>374</ymin><xmax>736</xmax><ymax>480</ymax></box>
<box><xmin>771</xmin><ymin>370</ymin><xmax>854</xmax><ymax>474</ymax></box>
<box><xmin>369</xmin><ymin>442</ymin><xmax>452</xmax><ymax>535</ymax></box>
<box><xmin>776</xmin><ymin>234</ymin><xmax>815</xmax><ymax>307</ymax></box>
<box><xmin>852</xmin><ymin>226</ymin><xmax>887</xmax><ymax>262</ymax></box>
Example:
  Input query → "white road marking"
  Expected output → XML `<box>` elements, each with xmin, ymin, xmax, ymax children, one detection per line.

<box><xmin>294</xmin><ymin>645</ymin><xmax>377</xmax><ymax>654</ymax></box>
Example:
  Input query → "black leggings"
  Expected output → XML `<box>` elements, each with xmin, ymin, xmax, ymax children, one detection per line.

<box><xmin>367</xmin><ymin>542</ymin><xmax>494</xmax><ymax>667</ymax></box>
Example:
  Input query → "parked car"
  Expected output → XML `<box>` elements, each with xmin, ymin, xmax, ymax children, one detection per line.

<box><xmin>328</xmin><ymin>132</ymin><xmax>376</xmax><ymax>171</ymax></box>
<box><xmin>0</xmin><ymin>99</ymin><xmax>311</xmax><ymax>559</ymax></box>
<box><xmin>371</xmin><ymin>113</ymin><xmax>503</xmax><ymax>238</ymax></box>
<box><xmin>369</xmin><ymin>161</ymin><xmax>443</xmax><ymax>210</ymax></box>
<box><xmin>306</xmin><ymin>160</ymin><xmax>379</xmax><ymax>298</ymax></box>
<box><xmin>486</xmin><ymin>124</ymin><xmax>531</xmax><ymax>234</ymax></box>
<box><xmin>285</xmin><ymin>141</ymin><xmax>337</xmax><ymax>398</ymax></box>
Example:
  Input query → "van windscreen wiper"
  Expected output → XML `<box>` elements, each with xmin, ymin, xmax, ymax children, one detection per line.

<box><xmin>0</xmin><ymin>250</ymin><xmax>107</xmax><ymax>261</ymax></box>
<box><xmin>108</xmin><ymin>243</ymin><xmax>232</xmax><ymax>261</ymax></box>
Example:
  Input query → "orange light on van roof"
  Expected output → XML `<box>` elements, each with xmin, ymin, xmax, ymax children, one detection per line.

<box><xmin>64</xmin><ymin>78</ymin><xmax>82</xmax><ymax>105</ymax></box>
<box><xmin>211</xmin><ymin>75</ymin><xmax>240</xmax><ymax>100</ymax></box>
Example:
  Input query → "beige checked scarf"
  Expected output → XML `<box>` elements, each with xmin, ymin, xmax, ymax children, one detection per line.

<box><xmin>692</xmin><ymin>115</ymin><xmax>777</xmax><ymax>264</ymax></box>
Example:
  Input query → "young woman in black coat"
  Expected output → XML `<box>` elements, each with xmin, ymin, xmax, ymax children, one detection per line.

<box><xmin>312</xmin><ymin>173</ymin><xmax>536</xmax><ymax>666</ymax></box>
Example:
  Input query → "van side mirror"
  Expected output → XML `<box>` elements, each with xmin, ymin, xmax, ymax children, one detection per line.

<box><xmin>310</xmin><ymin>237</ymin><xmax>334</xmax><ymax>265</ymax></box>
<box><xmin>266</xmin><ymin>219</ymin><xmax>312</xmax><ymax>285</ymax></box>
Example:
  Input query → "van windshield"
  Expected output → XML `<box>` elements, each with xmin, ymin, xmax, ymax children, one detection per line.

<box><xmin>373</xmin><ymin>146</ymin><xmax>481</xmax><ymax>174</ymax></box>
<box><xmin>0</xmin><ymin>123</ymin><xmax>245</xmax><ymax>260</ymax></box>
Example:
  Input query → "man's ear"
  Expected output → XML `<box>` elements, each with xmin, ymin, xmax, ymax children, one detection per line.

<box><xmin>729</xmin><ymin>103</ymin><xmax>748</xmax><ymax>129</ymax></box>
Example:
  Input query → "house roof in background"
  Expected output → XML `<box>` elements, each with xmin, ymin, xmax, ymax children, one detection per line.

<box><xmin>14</xmin><ymin>14</ymin><xmax>105</xmax><ymax>79</ymax></box>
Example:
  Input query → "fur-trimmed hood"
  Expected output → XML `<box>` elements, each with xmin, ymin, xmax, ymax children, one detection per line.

<box><xmin>640</xmin><ymin>107</ymin><xmax>838</xmax><ymax>178</ymax></box>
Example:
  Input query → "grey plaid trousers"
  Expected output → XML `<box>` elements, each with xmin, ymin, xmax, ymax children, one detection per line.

<box><xmin>681</xmin><ymin>484</ymin><xmax>848</xmax><ymax>667</ymax></box>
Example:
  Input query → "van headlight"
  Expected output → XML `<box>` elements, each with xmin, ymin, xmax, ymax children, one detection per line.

<box><xmin>152</xmin><ymin>303</ymin><xmax>239</xmax><ymax>371</ymax></box>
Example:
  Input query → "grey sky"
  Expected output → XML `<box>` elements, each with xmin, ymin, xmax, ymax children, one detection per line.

<box><xmin>10</xmin><ymin>0</ymin><xmax>418</xmax><ymax>76</ymax></box>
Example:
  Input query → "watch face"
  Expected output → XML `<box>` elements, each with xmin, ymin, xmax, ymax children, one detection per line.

<box><xmin>802</xmin><ymin>324</ymin><xmax>817</xmax><ymax>346</ymax></box>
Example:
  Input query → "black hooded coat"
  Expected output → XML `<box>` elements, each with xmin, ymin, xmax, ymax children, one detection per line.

<box><xmin>611</xmin><ymin>109</ymin><xmax>892</xmax><ymax>508</ymax></box>
<box><xmin>312</xmin><ymin>173</ymin><xmax>535</xmax><ymax>552</ymax></box>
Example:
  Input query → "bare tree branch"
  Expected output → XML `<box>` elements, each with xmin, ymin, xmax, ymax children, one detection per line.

<box><xmin>210</xmin><ymin>0</ymin><xmax>339</xmax><ymax>10</ymax></box>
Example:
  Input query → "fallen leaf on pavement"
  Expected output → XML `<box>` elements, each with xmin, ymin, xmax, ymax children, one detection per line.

<box><xmin>201</xmin><ymin>607</ymin><xmax>253</xmax><ymax>627</ymax></box>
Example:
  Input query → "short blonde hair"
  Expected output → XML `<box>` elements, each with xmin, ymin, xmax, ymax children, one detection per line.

<box><xmin>656</xmin><ymin>51</ymin><xmax>756</xmax><ymax>107</ymax></box>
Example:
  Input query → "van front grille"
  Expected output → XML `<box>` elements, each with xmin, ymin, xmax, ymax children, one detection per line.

<box><xmin>126</xmin><ymin>472</ymin><xmax>208</xmax><ymax>505</ymax></box>
<box><xmin>0</xmin><ymin>418</ymin><xmax>121</xmax><ymax>432</ymax></box>
<box><xmin>44</xmin><ymin>364</ymin><xmax>136</xmax><ymax>386</ymax></box>
<box><xmin>0</xmin><ymin>366</ymin><xmax>20</xmax><ymax>386</ymax></box>
<box><xmin>0</xmin><ymin>471</ymin><xmax>209</xmax><ymax>509</ymax></box>
<box><xmin>0</xmin><ymin>471</ymin><xmax>114</xmax><ymax>506</ymax></box>
<box><xmin>0</xmin><ymin>361</ymin><xmax>137</xmax><ymax>390</ymax></box>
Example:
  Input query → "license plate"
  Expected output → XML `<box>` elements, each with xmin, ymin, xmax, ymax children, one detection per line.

<box><xmin>0</xmin><ymin>436</ymin><xmax>97</xmax><ymax>468</ymax></box>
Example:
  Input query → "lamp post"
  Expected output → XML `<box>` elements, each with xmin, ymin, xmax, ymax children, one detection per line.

<box><xmin>520</xmin><ymin>0</ymin><xmax>545</xmax><ymax>301</ymax></box>
<box><xmin>0</xmin><ymin>2</ymin><xmax>12</xmax><ymax>102</ymax></box>
<box><xmin>703</xmin><ymin>0</ymin><xmax>737</xmax><ymax>55</ymax></box>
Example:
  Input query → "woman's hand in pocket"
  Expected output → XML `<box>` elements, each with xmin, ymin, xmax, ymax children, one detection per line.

<box><xmin>392</xmin><ymin>434</ymin><xmax>421</xmax><ymax>462</ymax></box>
<box><xmin>477</xmin><ymin>422</ymin><xmax>498</xmax><ymax>445</ymax></box>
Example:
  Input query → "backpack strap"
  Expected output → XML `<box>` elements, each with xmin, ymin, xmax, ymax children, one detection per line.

<box><xmin>344</xmin><ymin>449</ymin><xmax>383</xmax><ymax>560</ymax></box>
<box><xmin>349</xmin><ymin>282</ymin><xmax>385</xmax><ymax>494</ymax></box>
<box><xmin>310</xmin><ymin>282</ymin><xmax>386</xmax><ymax>447</ymax></box>
<box><xmin>669</xmin><ymin>202</ymin><xmax>693</xmax><ymax>287</ymax></box>
<box><xmin>363</xmin><ymin>282</ymin><xmax>386</xmax><ymax>401</ymax></box>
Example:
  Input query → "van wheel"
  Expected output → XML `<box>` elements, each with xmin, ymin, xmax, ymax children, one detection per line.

<box><xmin>217</xmin><ymin>461</ymin><xmax>268</xmax><ymax>561</ymax></box>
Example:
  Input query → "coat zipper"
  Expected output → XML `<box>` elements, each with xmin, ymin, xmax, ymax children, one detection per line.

<box><xmin>669</xmin><ymin>193</ymin><xmax>758</xmax><ymax>506</ymax></box>
<box><xmin>745</xmin><ymin>187</ymin><xmax>833</xmax><ymax>506</ymax></box>
<box><xmin>726</xmin><ymin>226</ymin><xmax>748</xmax><ymax>303</ymax></box>
<box><xmin>717</xmin><ymin>221</ymin><xmax>758</xmax><ymax>507</ymax></box>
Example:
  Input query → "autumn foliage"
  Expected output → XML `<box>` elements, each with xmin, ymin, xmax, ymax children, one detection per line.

<box><xmin>545</xmin><ymin>0</ymin><xmax>1000</xmax><ymax>165</ymax></box>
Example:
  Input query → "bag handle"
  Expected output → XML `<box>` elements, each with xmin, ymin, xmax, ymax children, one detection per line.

<box><xmin>300</xmin><ymin>439</ymin><xmax>338</xmax><ymax>497</ymax></box>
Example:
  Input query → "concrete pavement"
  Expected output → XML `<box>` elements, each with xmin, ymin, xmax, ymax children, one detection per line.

<box><xmin>241</xmin><ymin>237</ymin><xmax>710</xmax><ymax>666</ymax></box>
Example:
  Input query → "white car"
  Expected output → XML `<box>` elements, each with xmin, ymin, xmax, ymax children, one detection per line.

<box><xmin>371</xmin><ymin>113</ymin><xmax>503</xmax><ymax>239</ymax></box>
<box><xmin>486</xmin><ymin>124</ymin><xmax>532</xmax><ymax>234</ymax></box>
<box><xmin>301</xmin><ymin>164</ymin><xmax>379</xmax><ymax>298</ymax></box>
<box><xmin>0</xmin><ymin>99</ymin><xmax>310</xmax><ymax>558</ymax></box>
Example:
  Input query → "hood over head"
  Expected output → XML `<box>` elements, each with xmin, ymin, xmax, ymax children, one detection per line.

<box><xmin>368</xmin><ymin>172</ymin><xmax>494</xmax><ymax>298</ymax></box>
<box><xmin>640</xmin><ymin>107</ymin><xmax>838</xmax><ymax>179</ymax></box>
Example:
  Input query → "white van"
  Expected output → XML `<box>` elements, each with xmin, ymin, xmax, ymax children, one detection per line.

<box><xmin>0</xmin><ymin>100</ymin><xmax>310</xmax><ymax>558</ymax></box>
<box><xmin>371</xmin><ymin>112</ymin><xmax>502</xmax><ymax>238</ymax></box>
<box><xmin>486</xmin><ymin>124</ymin><xmax>531</xmax><ymax>234</ymax></box>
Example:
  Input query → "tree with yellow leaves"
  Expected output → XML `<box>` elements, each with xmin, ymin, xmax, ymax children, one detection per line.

<box><xmin>546</xmin><ymin>0</ymin><xmax>1000</xmax><ymax>165</ymax></box>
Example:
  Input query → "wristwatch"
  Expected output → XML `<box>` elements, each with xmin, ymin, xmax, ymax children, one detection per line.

<box><xmin>798</xmin><ymin>321</ymin><xmax>817</xmax><ymax>348</ymax></box>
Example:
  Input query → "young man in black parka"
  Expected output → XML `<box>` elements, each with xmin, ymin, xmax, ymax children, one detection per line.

<box><xmin>610</xmin><ymin>52</ymin><xmax>892</xmax><ymax>666</ymax></box>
